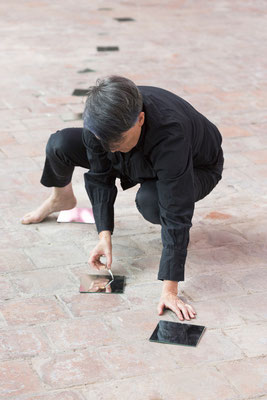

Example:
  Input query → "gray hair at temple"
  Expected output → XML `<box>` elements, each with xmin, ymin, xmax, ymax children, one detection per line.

<box><xmin>83</xmin><ymin>75</ymin><xmax>143</xmax><ymax>151</ymax></box>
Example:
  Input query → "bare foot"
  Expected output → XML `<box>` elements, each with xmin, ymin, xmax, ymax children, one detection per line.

<box><xmin>21</xmin><ymin>184</ymin><xmax>77</xmax><ymax>224</ymax></box>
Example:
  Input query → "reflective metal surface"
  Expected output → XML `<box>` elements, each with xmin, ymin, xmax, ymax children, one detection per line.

<box><xmin>149</xmin><ymin>320</ymin><xmax>205</xmax><ymax>347</ymax></box>
<box><xmin>79</xmin><ymin>273</ymin><xmax>125</xmax><ymax>294</ymax></box>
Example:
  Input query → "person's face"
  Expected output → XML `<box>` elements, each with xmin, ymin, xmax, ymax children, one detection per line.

<box><xmin>109</xmin><ymin>112</ymin><xmax>145</xmax><ymax>153</ymax></box>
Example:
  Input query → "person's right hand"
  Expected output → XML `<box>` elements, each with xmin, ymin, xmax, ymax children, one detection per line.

<box><xmin>157</xmin><ymin>291</ymin><xmax>196</xmax><ymax>321</ymax></box>
<box><xmin>88</xmin><ymin>231</ymin><xmax>112</xmax><ymax>271</ymax></box>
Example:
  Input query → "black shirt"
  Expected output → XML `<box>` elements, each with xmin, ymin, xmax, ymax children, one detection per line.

<box><xmin>82</xmin><ymin>86</ymin><xmax>223</xmax><ymax>281</ymax></box>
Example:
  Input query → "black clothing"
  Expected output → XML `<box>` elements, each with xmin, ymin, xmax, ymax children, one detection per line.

<box><xmin>41</xmin><ymin>86</ymin><xmax>224</xmax><ymax>281</ymax></box>
<box><xmin>41</xmin><ymin>128</ymin><xmax>89</xmax><ymax>188</ymax></box>
<box><xmin>135</xmin><ymin>169</ymin><xmax>221</xmax><ymax>226</ymax></box>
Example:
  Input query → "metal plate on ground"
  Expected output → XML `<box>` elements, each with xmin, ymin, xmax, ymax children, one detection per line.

<box><xmin>149</xmin><ymin>320</ymin><xmax>206</xmax><ymax>347</ymax></box>
<box><xmin>79</xmin><ymin>274</ymin><xmax>125</xmax><ymax>294</ymax></box>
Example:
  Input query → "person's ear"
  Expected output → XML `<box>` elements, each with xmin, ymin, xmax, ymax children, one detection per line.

<box><xmin>138</xmin><ymin>112</ymin><xmax>145</xmax><ymax>127</ymax></box>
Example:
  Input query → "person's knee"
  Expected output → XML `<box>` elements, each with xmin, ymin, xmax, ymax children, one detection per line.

<box><xmin>46</xmin><ymin>129</ymin><xmax>74</xmax><ymax>159</ymax></box>
<box><xmin>135</xmin><ymin>181</ymin><xmax>160</xmax><ymax>224</ymax></box>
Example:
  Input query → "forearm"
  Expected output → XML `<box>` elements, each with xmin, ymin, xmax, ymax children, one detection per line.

<box><xmin>84</xmin><ymin>172</ymin><xmax>117</xmax><ymax>235</ymax></box>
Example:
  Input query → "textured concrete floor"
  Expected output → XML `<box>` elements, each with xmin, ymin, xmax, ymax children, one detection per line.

<box><xmin>0</xmin><ymin>1</ymin><xmax>267</xmax><ymax>399</ymax></box>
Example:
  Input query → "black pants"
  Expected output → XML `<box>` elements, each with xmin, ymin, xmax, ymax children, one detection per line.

<box><xmin>41</xmin><ymin>128</ymin><xmax>224</xmax><ymax>224</ymax></box>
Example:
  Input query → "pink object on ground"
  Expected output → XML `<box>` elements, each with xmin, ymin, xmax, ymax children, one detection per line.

<box><xmin>57</xmin><ymin>207</ymin><xmax>95</xmax><ymax>224</ymax></box>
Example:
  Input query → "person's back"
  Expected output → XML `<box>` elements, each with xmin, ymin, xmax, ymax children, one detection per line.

<box><xmin>138</xmin><ymin>85</ymin><xmax>223</xmax><ymax>168</ymax></box>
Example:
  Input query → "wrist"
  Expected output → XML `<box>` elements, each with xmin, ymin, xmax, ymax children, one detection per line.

<box><xmin>99</xmin><ymin>230</ymin><xmax>111</xmax><ymax>240</ymax></box>
<box><xmin>162</xmin><ymin>280</ymin><xmax>178</xmax><ymax>295</ymax></box>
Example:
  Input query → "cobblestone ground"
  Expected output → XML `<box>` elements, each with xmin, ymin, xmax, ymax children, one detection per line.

<box><xmin>0</xmin><ymin>0</ymin><xmax>267</xmax><ymax>399</ymax></box>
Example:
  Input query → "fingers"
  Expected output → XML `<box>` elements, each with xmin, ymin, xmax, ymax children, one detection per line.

<box><xmin>186</xmin><ymin>304</ymin><xmax>197</xmax><ymax>318</ymax></box>
<box><xmin>173</xmin><ymin>305</ymin><xmax>185</xmax><ymax>321</ymax></box>
<box><xmin>106</xmin><ymin>251</ymin><xmax>112</xmax><ymax>269</ymax></box>
<box><xmin>157</xmin><ymin>302</ymin><xmax>164</xmax><ymax>315</ymax></box>
<box><xmin>187</xmin><ymin>308</ymin><xmax>195</xmax><ymax>319</ymax></box>
<box><xmin>179</xmin><ymin>307</ymin><xmax>189</xmax><ymax>320</ymax></box>
<box><xmin>158</xmin><ymin>298</ymin><xmax>185</xmax><ymax>321</ymax></box>
<box><xmin>176</xmin><ymin>302</ymin><xmax>197</xmax><ymax>321</ymax></box>
<box><xmin>90</xmin><ymin>259</ymin><xmax>103</xmax><ymax>270</ymax></box>
<box><xmin>159</xmin><ymin>294</ymin><xmax>197</xmax><ymax>322</ymax></box>
<box><xmin>88</xmin><ymin>252</ymin><xmax>98</xmax><ymax>269</ymax></box>
<box><xmin>88</xmin><ymin>243</ymin><xmax>112</xmax><ymax>271</ymax></box>
<box><xmin>167</xmin><ymin>299</ymin><xmax>189</xmax><ymax>321</ymax></box>
<box><xmin>89</xmin><ymin>252</ymin><xmax>105</xmax><ymax>270</ymax></box>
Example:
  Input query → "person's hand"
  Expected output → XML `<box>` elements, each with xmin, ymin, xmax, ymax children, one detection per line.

<box><xmin>88</xmin><ymin>231</ymin><xmax>112</xmax><ymax>271</ymax></box>
<box><xmin>158</xmin><ymin>291</ymin><xmax>197</xmax><ymax>321</ymax></box>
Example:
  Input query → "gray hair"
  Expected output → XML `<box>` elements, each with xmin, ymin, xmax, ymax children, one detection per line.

<box><xmin>83</xmin><ymin>75</ymin><xmax>143</xmax><ymax>150</ymax></box>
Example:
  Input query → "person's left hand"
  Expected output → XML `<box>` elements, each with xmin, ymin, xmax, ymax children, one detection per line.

<box><xmin>157</xmin><ymin>292</ymin><xmax>197</xmax><ymax>321</ymax></box>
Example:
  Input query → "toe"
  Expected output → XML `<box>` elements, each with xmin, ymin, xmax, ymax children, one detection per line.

<box><xmin>21</xmin><ymin>214</ymin><xmax>29</xmax><ymax>223</ymax></box>
<box><xmin>21</xmin><ymin>216</ymin><xmax>31</xmax><ymax>224</ymax></box>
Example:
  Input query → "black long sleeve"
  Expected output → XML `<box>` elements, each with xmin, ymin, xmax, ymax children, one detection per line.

<box><xmin>83</xmin><ymin>131</ymin><xmax>117</xmax><ymax>234</ymax></box>
<box><xmin>149</xmin><ymin>124</ymin><xmax>195</xmax><ymax>281</ymax></box>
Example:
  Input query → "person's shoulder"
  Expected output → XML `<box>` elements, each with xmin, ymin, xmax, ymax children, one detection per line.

<box><xmin>138</xmin><ymin>85</ymin><xmax>178</xmax><ymax>98</ymax></box>
<box><xmin>138</xmin><ymin>86</ymin><xmax>189</xmax><ymax>113</ymax></box>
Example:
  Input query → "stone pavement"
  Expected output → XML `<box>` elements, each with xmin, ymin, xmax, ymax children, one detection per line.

<box><xmin>0</xmin><ymin>0</ymin><xmax>267</xmax><ymax>399</ymax></box>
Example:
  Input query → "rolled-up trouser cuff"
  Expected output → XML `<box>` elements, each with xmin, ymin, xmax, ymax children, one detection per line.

<box><xmin>40</xmin><ymin>158</ymin><xmax>73</xmax><ymax>187</ymax></box>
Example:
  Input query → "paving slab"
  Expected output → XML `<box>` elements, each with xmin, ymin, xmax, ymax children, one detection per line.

<box><xmin>217</xmin><ymin>356</ymin><xmax>267</xmax><ymax>398</ymax></box>
<box><xmin>84</xmin><ymin>365</ymin><xmax>239</xmax><ymax>400</ymax></box>
<box><xmin>223</xmin><ymin>323</ymin><xmax>267</xmax><ymax>358</ymax></box>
